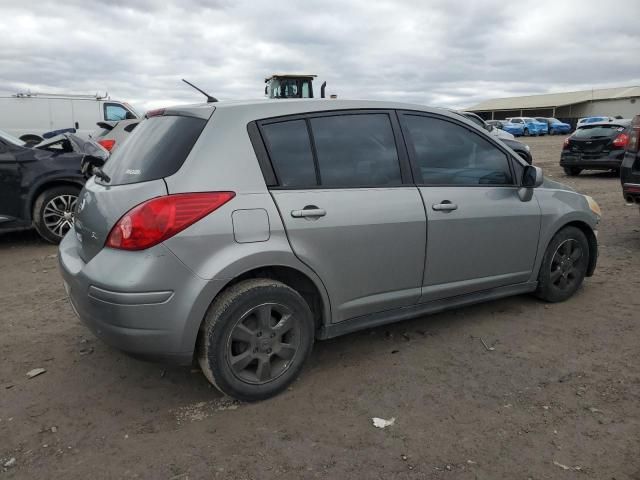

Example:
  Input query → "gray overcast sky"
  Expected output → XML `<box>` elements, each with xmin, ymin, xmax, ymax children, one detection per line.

<box><xmin>1</xmin><ymin>0</ymin><xmax>639</xmax><ymax>112</ymax></box>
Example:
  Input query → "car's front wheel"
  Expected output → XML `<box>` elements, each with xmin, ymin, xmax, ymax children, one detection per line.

<box><xmin>536</xmin><ymin>226</ymin><xmax>590</xmax><ymax>302</ymax></box>
<box><xmin>33</xmin><ymin>185</ymin><xmax>80</xmax><ymax>244</ymax></box>
<box><xmin>523</xmin><ymin>128</ymin><xmax>529</xmax><ymax>136</ymax></box>
<box><xmin>197</xmin><ymin>279</ymin><xmax>315</xmax><ymax>401</ymax></box>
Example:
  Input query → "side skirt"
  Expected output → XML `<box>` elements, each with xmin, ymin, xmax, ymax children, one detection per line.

<box><xmin>317</xmin><ymin>282</ymin><xmax>538</xmax><ymax>340</ymax></box>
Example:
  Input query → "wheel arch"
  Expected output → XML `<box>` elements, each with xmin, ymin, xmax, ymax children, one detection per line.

<box><xmin>562</xmin><ymin>220</ymin><xmax>598</xmax><ymax>277</ymax></box>
<box><xmin>185</xmin><ymin>262</ymin><xmax>332</xmax><ymax>358</ymax></box>
<box><xmin>26</xmin><ymin>178</ymin><xmax>84</xmax><ymax>222</ymax></box>
<box><xmin>214</xmin><ymin>265</ymin><xmax>329</xmax><ymax>332</ymax></box>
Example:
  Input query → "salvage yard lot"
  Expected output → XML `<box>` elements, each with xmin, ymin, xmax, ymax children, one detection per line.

<box><xmin>1</xmin><ymin>135</ymin><xmax>639</xmax><ymax>479</ymax></box>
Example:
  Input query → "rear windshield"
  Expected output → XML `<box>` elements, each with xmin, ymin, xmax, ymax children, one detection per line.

<box><xmin>574</xmin><ymin>124</ymin><xmax>626</xmax><ymax>139</ymax></box>
<box><xmin>101</xmin><ymin>115</ymin><xmax>206</xmax><ymax>185</ymax></box>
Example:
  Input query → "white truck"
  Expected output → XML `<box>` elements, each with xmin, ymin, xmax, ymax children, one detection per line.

<box><xmin>0</xmin><ymin>92</ymin><xmax>139</xmax><ymax>144</ymax></box>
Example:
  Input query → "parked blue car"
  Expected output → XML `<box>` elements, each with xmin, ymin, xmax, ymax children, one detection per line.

<box><xmin>507</xmin><ymin>117</ymin><xmax>547</xmax><ymax>136</ymax></box>
<box><xmin>548</xmin><ymin>118</ymin><xmax>571</xmax><ymax>135</ymax></box>
<box><xmin>502</xmin><ymin>120</ymin><xmax>525</xmax><ymax>136</ymax></box>
<box><xmin>487</xmin><ymin>120</ymin><xmax>525</xmax><ymax>136</ymax></box>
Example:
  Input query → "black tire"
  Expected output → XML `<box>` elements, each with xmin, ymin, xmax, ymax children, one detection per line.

<box><xmin>549</xmin><ymin>129</ymin><xmax>555</xmax><ymax>136</ymax></box>
<box><xmin>19</xmin><ymin>134</ymin><xmax>43</xmax><ymax>146</ymax></box>
<box><xmin>33</xmin><ymin>185</ymin><xmax>80</xmax><ymax>244</ymax></box>
<box><xmin>197</xmin><ymin>278</ymin><xmax>315</xmax><ymax>402</ymax></box>
<box><xmin>536</xmin><ymin>226</ymin><xmax>589</xmax><ymax>302</ymax></box>
<box><xmin>523</xmin><ymin>128</ymin><xmax>529</xmax><ymax>136</ymax></box>
<box><xmin>563</xmin><ymin>167</ymin><xmax>582</xmax><ymax>176</ymax></box>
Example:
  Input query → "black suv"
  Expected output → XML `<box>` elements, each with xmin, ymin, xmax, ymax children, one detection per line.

<box><xmin>0</xmin><ymin>130</ymin><xmax>104</xmax><ymax>243</ymax></box>
<box><xmin>621</xmin><ymin>115</ymin><xmax>640</xmax><ymax>208</ymax></box>
<box><xmin>560</xmin><ymin>120</ymin><xmax>631</xmax><ymax>176</ymax></box>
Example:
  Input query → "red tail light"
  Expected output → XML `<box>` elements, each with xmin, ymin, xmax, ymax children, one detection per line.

<box><xmin>98</xmin><ymin>139</ymin><xmax>116</xmax><ymax>151</ymax></box>
<box><xmin>106</xmin><ymin>192</ymin><xmax>235</xmax><ymax>251</ymax></box>
<box><xmin>612</xmin><ymin>133</ymin><xmax>629</xmax><ymax>149</ymax></box>
<box><xmin>628</xmin><ymin>128</ymin><xmax>640</xmax><ymax>152</ymax></box>
<box><xmin>563</xmin><ymin>137</ymin><xmax>571</xmax><ymax>149</ymax></box>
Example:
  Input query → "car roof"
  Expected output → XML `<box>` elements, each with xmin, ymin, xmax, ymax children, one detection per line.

<box><xmin>164</xmin><ymin>98</ymin><xmax>461</xmax><ymax>121</ymax></box>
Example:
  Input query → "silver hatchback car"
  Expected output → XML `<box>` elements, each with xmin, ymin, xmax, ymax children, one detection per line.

<box><xmin>59</xmin><ymin>99</ymin><xmax>601</xmax><ymax>401</ymax></box>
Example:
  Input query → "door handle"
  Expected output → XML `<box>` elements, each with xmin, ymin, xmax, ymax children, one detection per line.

<box><xmin>291</xmin><ymin>207</ymin><xmax>326</xmax><ymax>218</ymax></box>
<box><xmin>432</xmin><ymin>201</ymin><xmax>458</xmax><ymax>212</ymax></box>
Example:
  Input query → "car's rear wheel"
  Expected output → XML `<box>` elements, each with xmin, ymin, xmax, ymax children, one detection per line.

<box><xmin>523</xmin><ymin>128</ymin><xmax>529</xmax><ymax>136</ymax></box>
<box><xmin>536</xmin><ymin>226</ymin><xmax>589</xmax><ymax>302</ymax></box>
<box><xmin>549</xmin><ymin>128</ymin><xmax>554</xmax><ymax>135</ymax></box>
<box><xmin>33</xmin><ymin>185</ymin><xmax>80</xmax><ymax>244</ymax></box>
<box><xmin>563</xmin><ymin>167</ymin><xmax>582</xmax><ymax>176</ymax></box>
<box><xmin>197</xmin><ymin>279</ymin><xmax>315</xmax><ymax>402</ymax></box>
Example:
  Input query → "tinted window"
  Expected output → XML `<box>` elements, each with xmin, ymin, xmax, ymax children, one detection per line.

<box><xmin>102</xmin><ymin>115</ymin><xmax>206</xmax><ymax>185</ymax></box>
<box><xmin>402</xmin><ymin>115</ymin><xmax>513</xmax><ymax>186</ymax></box>
<box><xmin>574</xmin><ymin>124</ymin><xmax>627</xmax><ymax>138</ymax></box>
<box><xmin>262</xmin><ymin>120</ymin><xmax>317</xmax><ymax>187</ymax></box>
<box><xmin>104</xmin><ymin>103</ymin><xmax>129</xmax><ymax>121</ymax></box>
<box><xmin>310</xmin><ymin>114</ymin><xmax>401</xmax><ymax>186</ymax></box>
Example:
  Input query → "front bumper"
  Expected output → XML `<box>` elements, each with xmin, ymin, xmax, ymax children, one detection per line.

<box><xmin>58</xmin><ymin>232</ymin><xmax>224</xmax><ymax>365</ymax></box>
<box><xmin>560</xmin><ymin>150</ymin><xmax>624</xmax><ymax>170</ymax></box>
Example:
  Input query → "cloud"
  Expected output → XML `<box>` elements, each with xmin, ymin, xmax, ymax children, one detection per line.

<box><xmin>0</xmin><ymin>0</ymin><xmax>639</xmax><ymax>111</ymax></box>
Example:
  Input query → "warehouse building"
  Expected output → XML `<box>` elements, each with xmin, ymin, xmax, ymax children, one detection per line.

<box><xmin>467</xmin><ymin>86</ymin><xmax>640</xmax><ymax>125</ymax></box>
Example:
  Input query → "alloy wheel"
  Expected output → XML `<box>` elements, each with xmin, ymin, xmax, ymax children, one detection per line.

<box><xmin>43</xmin><ymin>194</ymin><xmax>77</xmax><ymax>238</ymax></box>
<box><xmin>549</xmin><ymin>239</ymin><xmax>583</xmax><ymax>291</ymax></box>
<box><xmin>226</xmin><ymin>303</ymin><xmax>301</xmax><ymax>385</ymax></box>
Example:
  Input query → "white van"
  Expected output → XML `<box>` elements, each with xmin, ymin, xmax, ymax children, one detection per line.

<box><xmin>0</xmin><ymin>92</ymin><xmax>139</xmax><ymax>143</ymax></box>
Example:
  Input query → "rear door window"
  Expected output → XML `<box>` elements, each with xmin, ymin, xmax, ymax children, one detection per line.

<box><xmin>309</xmin><ymin>114</ymin><xmax>402</xmax><ymax>186</ymax></box>
<box><xmin>101</xmin><ymin>115</ymin><xmax>206</xmax><ymax>185</ymax></box>
<box><xmin>261</xmin><ymin>120</ymin><xmax>317</xmax><ymax>187</ymax></box>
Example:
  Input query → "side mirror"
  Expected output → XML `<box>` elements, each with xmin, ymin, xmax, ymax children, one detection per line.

<box><xmin>522</xmin><ymin>165</ymin><xmax>543</xmax><ymax>188</ymax></box>
<box><xmin>486</xmin><ymin>124</ymin><xmax>494</xmax><ymax>132</ymax></box>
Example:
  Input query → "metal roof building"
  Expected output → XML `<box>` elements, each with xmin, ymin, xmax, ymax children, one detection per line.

<box><xmin>467</xmin><ymin>86</ymin><xmax>640</xmax><ymax>123</ymax></box>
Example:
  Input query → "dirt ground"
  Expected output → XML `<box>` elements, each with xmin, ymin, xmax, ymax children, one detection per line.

<box><xmin>1</xmin><ymin>134</ymin><xmax>639</xmax><ymax>479</ymax></box>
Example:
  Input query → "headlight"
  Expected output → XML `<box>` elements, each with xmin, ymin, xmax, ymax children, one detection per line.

<box><xmin>585</xmin><ymin>196</ymin><xmax>601</xmax><ymax>217</ymax></box>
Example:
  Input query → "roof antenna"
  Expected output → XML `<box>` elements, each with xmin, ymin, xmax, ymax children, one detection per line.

<box><xmin>181</xmin><ymin>79</ymin><xmax>218</xmax><ymax>103</ymax></box>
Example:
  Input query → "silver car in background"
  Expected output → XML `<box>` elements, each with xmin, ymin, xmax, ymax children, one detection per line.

<box><xmin>59</xmin><ymin>99</ymin><xmax>601</xmax><ymax>401</ymax></box>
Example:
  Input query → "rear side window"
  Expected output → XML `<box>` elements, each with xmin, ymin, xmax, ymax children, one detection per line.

<box><xmin>309</xmin><ymin>114</ymin><xmax>402</xmax><ymax>186</ymax></box>
<box><xmin>261</xmin><ymin>120</ymin><xmax>317</xmax><ymax>187</ymax></box>
<box><xmin>402</xmin><ymin>115</ymin><xmax>513</xmax><ymax>186</ymax></box>
<box><xmin>102</xmin><ymin>115</ymin><xmax>206</xmax><ymax>185</ymax></box>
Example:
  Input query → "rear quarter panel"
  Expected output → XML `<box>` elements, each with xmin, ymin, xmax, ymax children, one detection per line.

<box><xmin>162</xmin><ymin>107</ymin><xmax>332</xmax><ymax>324</ymax></box>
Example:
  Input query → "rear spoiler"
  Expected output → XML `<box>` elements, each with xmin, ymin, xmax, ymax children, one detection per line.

<box><xmin>96</xmin><ymin>121</ymin><xmax>118</xmax><ymax>131</ymax></box>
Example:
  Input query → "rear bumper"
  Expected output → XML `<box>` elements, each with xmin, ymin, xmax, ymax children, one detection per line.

<box><xmin>622</xmin><ymin>183</ymin><xmax>640</xmax><ymax>205</ymax></box>
<box><xmin>58</xmin><ymin>232</ymin><xmax>225</xmax><ymax>365</ymax></box>
<box><xmin>560</xmin><ymin>150</ymin><xmax>624</xmax><ymax>170</ymax></box>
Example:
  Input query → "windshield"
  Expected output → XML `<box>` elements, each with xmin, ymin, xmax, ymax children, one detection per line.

<box><xmin>574</xmin><ymin>124</ymin><xmax>626</xmax><ymax>138</ymax></box>
<box><xmin>583</xmin><ymin>117</ymin><xmax>607</xmax><ymax>123</ymax></box>
<box><xmin>0</xmin><ymin>129</ymin><xmax>26</xmax><ymax>147</ymax></box>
